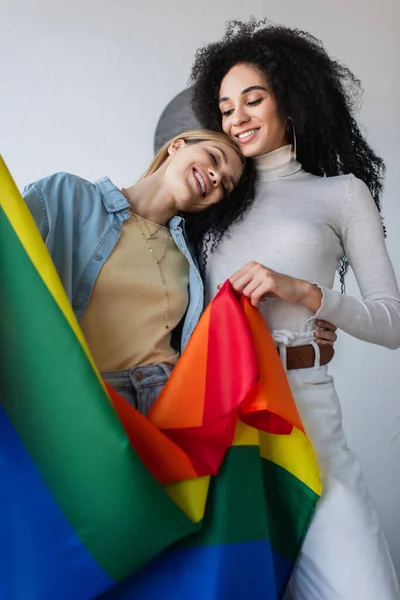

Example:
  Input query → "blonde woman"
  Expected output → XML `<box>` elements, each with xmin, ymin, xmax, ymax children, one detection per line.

<box><xmin>23</xmin><ymin>130</ymin><xmax>250</xmax><ymax>413</ymax></box>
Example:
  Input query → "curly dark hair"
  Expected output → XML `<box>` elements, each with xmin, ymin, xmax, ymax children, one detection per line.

<box><xmin>184</xmin><ymin>158</ymin><xmax>257</xmax><ymax>273</ymax></box>
<box><xmin>190</xmin><ymin>18</ymin><xmax>386</xmax><ymax>290</ymax></box>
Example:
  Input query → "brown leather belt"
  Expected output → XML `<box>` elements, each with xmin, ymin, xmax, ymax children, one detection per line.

<box><xmin>279</xmin><ymin>344</ymin><xmax>335</xmax><ymax>370</ymax></box>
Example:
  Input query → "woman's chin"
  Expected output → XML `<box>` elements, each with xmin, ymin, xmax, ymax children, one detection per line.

<box><xmin>236</xmin><ymin>136</ymin><xmax>266</xmax><ymax>158</ymax></box>
<box><xmin>240</xmin><ymin>143</ymin><xmax>264</xmax><ymax>159</ymax></box>
<box><xmin>242</xmin><ymin>139</ymin><xmax>283</xmax><ymax>159</ymax></box>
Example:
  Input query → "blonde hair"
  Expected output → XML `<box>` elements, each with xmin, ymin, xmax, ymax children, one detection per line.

<box><xmin>141</xmin><ymin>129</ymin><xmax>244</xmax><ymax>179</ymax></box>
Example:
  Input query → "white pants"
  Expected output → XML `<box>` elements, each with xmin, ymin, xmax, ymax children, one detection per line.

<box><xmin>286</xmin><ymin>365</ymin><xmax>400</xmax><ymax>600</ymax></box>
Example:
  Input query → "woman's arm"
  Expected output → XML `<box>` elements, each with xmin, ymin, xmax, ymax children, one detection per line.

<box><xmin>23</xmin><ymin>180</ymin><xmax>51</xmax><ymax>241</ymax></box>
<box><xmin>310</xmin><ymin>176</ymin><xmax>400</xmax><ymax>349</ymax></box>
<box><xmin>225</xmin><ymin>177</ymin><xmax>400</xmax><ymax>349</ymax></box>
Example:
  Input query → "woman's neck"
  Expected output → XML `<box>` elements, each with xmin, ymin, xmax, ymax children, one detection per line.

<box><xmin>254</xmin><ymin>144</ymin><xmax>302</xmax><ymax>181</ymax></box>
<box><xmin>122</xmin><ymin>170</ymin><xmax>176</xmax><ymax>226</ymax></box>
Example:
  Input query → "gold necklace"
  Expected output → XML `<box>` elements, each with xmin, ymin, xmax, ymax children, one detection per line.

<box><xmin>121</xmin><ymin>187</ymin><xmax>162</xmax><ymax>239</ymax></box>
<box><xmin>135</xmin><ymin>215</ymin><xmax>171</xmax><ymax>330</ymax></box>
<box><xmin>120</xmin><ymin>187</ymin><xmax>172</xmax><ymax>330</ymax></box>
<box><xmin>140</xmin><ymin>220</ymin><xmax>161</xmax><ymax>240</ymax></box>
<box><xmin>134</xmin><ymin>213</ymin><xmax>170</xmax><ymax>264</ymax></box>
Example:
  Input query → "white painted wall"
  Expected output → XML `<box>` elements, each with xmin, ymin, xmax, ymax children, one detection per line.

<box><xmin>1</xmin><ymin>0</ymin><xmax>399</xmax><ymax>576</ymax></box>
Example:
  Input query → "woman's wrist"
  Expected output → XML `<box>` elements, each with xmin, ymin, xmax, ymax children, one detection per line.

<box><xmin>297</xmin><ymin>280</ymin><xmax>323</xmax><ymax>313</ymax></box>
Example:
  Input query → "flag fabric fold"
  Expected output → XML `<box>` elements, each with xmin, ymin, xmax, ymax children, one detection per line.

<box><xmin>0</xmin><ymin>156</ymin><xmax>321</xmax><ymax>600</ymax></box>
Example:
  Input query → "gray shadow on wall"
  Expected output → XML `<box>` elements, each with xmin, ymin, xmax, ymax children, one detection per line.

<box><xmin>154</xmin><ymin>87</ymin><xmax>201</xmax><ymax>153</ymax></box>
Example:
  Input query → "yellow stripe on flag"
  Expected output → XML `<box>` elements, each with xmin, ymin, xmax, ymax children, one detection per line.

<box><xmin>233</xmin><ymin>420</ymin><xmax>321</xmax><ymax>495</ymax></box>
<box><xmin>232</xmin><ymin>420</ymin><xmax>260</xmax><ymax>447</ymax></box>
<box><xmin>259</xmin><ymin>428</ymin><xmax>322</xmax><ymax>495</ymax></box>
<box><xmin>164</xmin><ymin>476</ymin><xmax>210</xmax><ymax>522</ymax></box>
<box><xmin>0</xmin><ymin>156</ymin><xmax>101</xmax><ymax>380</ymax></box>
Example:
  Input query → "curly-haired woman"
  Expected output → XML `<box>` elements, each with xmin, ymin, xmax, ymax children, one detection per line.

<box><xmin>191</xmin><ymin>19</ymin><xmax>400</xmax><ymax>599</ymax></box>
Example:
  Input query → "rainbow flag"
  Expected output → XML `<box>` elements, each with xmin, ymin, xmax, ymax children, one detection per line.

<box><xmin>0</xmin><ymin>156</ymin><xmax>321</xmax><ymax>600</ymax></box>
<box><xmin>99</xmin><ymin>298</ymin><xmax>321</xmax><ymax>599</ymax></box>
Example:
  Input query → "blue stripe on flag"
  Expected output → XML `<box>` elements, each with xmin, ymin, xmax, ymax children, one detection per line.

<box><xmin>99</xmin><ymin>539</ymin><xmax>292</xmax><ymax>599</ymax></box>
<box><xmin>0</xmin><ymin>404</ymin><xmax>115</xmax><ymax>600</ymax></box>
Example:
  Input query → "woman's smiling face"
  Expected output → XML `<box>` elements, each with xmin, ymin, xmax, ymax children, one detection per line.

<box><xmin>219</xmin><ymin>63</ymin><xmax>288</xmax><ymax>158</ymax></box>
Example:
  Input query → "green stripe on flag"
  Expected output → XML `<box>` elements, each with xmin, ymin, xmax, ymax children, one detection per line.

<box><xmin>262</xmin><ymin>458</ymin><xmax>319</xmax><ymax>563</ymax></box>
<box><xmin>0</xmin><ymin>209</ymin><xmax>196</xmax><ymax>580</ymax></box>
<box><xmin>183</xmin><ymin>446</ymin><xmax>269</xmax><ymax>547</ymax></box>
<box><xmin>176</xmin><ymin>445</ymin><xmax>318</xmax><ymax>564</ymax></box>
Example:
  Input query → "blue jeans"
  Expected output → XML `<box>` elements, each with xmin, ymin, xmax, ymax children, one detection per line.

<box><xmin>102</xmin><ymin>363</ymin><xmax>174</xmax><ymax>416</ymax></box>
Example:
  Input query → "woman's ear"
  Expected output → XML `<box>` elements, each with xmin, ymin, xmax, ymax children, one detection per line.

<box><xmin>167</xmin><ymin>138</ymin><xmax>187</xmax><ymax>157</ymax></box>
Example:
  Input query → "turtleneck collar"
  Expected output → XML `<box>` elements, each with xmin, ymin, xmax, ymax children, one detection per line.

<box><xmin>254</xmin><ymin>144</ymin><xmax>302</xmax><ymax>181</ymax></box>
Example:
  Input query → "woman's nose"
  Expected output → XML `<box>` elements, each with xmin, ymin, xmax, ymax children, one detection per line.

<box><xmin>209</xmin><ymin>169</ymin><xmax>221</xmax><ymax>187</ymax></box>
<box><xmin>232</xmin><ymin>105</ymin><xmax>250</xmax><ymax>127</ymax></box>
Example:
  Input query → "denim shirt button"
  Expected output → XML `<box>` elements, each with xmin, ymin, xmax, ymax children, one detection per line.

<box><xmin>123</xmin><ymin>208</ymin><xmax>130</xmax><ymax>215</ymax></box>
<box><xmin>74</xmin><ymin>303</ymin><xmax>81</xmax><ymax>310</ymax></box>
<box><xmin>114</xmin><ymin>223</ymin><xmax>120</xmax><ymax>230</ymax></box>
<box><xmin>95</xmin><ymin>253</ymin><xmax>102</xmax><ymax>260</ymax></box>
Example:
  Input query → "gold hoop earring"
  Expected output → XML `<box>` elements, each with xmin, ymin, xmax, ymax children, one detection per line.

<box><xmin>290</xmin><ymin>119</ymin><xmax>297</xmax><ymax>160</ymax></box>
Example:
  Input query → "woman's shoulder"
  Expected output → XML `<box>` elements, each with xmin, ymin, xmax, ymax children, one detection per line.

<box><xmin>300</xmin><ymin>170</ymin><xmax>354</xmax><ymax>187</ymax></box>
<box><xmin>24</xmin><ymin>172</ymin><xmax>96</xmax><ymax>197</ymax></box>
<box><xmin>297</xmin><ymin>171</ymin><xmax>372</xmax><ymax>202</ymax></box>
<box><xmin>23</xmin><ymin>173</ymin><xmax>107</xmax><ymax>219</ymax></box>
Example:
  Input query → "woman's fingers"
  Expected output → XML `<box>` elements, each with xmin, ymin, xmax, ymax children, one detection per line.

<box><xmin>316</xmin><ymin>319</ymin><xmax>337</xmax><ymax>332</ymax></box>
<box><xmin>314</xmin><ymin>327</ymin><xmax>338</xmax><ymax>345</ymax></box>
<box><xmin>229</xmin><ymin>262</ymin><xmax>258</xmax><ymax>283</ymax></box>
<box><xmin>242</xmin><ymin>279</ymin><xmax>264</xmax><ymax>301</ymax></box>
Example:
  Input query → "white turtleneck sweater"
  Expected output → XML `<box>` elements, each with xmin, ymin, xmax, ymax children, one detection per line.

<box><xmin>205</xmin><ymin>145</ymin><xmax>400</xmax><ymax>350</ymax></box>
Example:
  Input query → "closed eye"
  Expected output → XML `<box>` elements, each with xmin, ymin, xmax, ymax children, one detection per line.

<box><xmin>221</xmin><ymin>109</ymin><xmax>234</xmax><ymax>117</ymax></box>
<box><xmin>208</xmin><ymin>151</ymin><xmax>218</xmax><ymax>166</ymax></box>
<box><xmin>248</xmin><ymin>98</ymin><xmax>263</xmax><ymax>106</ymax></box>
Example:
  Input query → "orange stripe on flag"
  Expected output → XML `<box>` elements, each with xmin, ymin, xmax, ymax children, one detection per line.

<box><xmin>148</xmin><ymin>308</ymin><xmax>211</xmax><ymax>429</ymax></box>
<box><xmin>240</xmin><ymin>298</ymin><xmax>304</xmax><ymax>434</ymax></box>
<box><xmin>106</xmin><ymin>383</ymin><xmax>198</xmax><ymax>484</ymax></box>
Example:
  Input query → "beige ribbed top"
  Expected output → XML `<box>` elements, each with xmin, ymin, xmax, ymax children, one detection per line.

<box><xmin>81</xmin><ymin>212</ymin><xmax>190</xmax><ymax>371</ymax></box>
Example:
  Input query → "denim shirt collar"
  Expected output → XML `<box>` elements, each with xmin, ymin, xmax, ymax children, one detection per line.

<box><xmin>95</xmin><ymin>177</ymin><xmax>130</xmax><ymax>213</ymax></box>
<box><xmin>169</xmin><ymin>215</ymin><xmax>185</xmax><ymax>232</ymax></box>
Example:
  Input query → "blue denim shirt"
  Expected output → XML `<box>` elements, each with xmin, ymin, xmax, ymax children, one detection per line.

<box><xmin>22</xmin><ymin>173</ymin><xmax>204</xmax><ymax>352</ymax></box>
